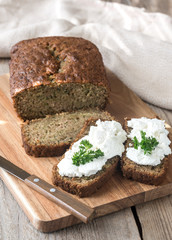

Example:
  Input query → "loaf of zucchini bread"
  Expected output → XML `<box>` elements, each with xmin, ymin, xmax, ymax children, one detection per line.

<box><xmin>10</xmin><ymin>37</ymin><xmax>109</xmax><ymax>120</ymax></box>
<box><xmin>21</xmin><ymin>109</ymin><xmax>113</xmax><ymax>157</ymax></box>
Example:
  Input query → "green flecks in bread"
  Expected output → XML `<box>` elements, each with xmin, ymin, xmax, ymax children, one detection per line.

<box><xmin>10</xmin><ymin>37</ymin><xmax>109</xmax><ymax>120</ymax></box>
<box><xmin>21</xmin><ymin>109</ymin><xmax>113</xmax><ymax>157</ymax></box>
<box><xmin>14</xmin><ymin>83</ymin><xmax>108</xmax><ymax>120</ymax></box>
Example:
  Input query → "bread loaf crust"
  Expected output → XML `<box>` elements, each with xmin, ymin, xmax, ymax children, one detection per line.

<box><xmin>21</xmin><ymin>138</ymin><xmax>69</xmax><ymax>158</ymax></box>
<box><xmin>10</xmin><ymin>36</ymin><xmax>109</xmax><ymax>98</ymax></box>
<box><xmin>121</xmin><ymin>117</ymin><xmax>169</xmax><ymax>185</ymax></box>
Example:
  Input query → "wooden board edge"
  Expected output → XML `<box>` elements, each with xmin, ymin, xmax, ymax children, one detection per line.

<box><xmin>33</xmin><ymin>182</ymin><xmax>172</xmax><ymax>232</ymax></box>
<box><xmin>94</xmin><ymin>182</ymin><xmax>172</xmax><ymax>220</ymax></box>
<box><xmin>1</xmin><ymin>165</ymin><xmax>172</xmax><ymax>232</ymax></box>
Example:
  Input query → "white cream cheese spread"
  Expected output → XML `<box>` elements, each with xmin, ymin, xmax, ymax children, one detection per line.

<box><xmin>126</xmin><ymin>117</ymin><xmax>171</xmax><ymax>166</ymax></box>
<box><xmin>58</xmin><ymin>119</ymin><xmax>127</xmax><ymax>177</ymax></box>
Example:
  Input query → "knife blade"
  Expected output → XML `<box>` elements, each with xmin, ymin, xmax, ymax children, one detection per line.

<box><xmin>0</xmin><ymin>155</ymin><xmax>94</xmax><ymax>223</ymax></box>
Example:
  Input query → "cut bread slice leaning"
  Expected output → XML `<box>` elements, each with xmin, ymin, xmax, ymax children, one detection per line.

<box><xmin>21</xmin><ymin>109</ymin><xmax>113</xmax><ymax>157</ymax></box>
<box><xmin>121</xmin><ymin>117</ymin><xmax>170</xmax><ymax>185</ymax></box>
<box><xmin>52</xmin><ymin>116</ymin><xmax>121</xmax><ymax>197</ymax></box>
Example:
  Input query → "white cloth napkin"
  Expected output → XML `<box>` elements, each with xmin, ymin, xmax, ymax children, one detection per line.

<box><xmin>0</xmin><ymin>0</ymin><xmax>172</xmax><ymax>109</ymax></box>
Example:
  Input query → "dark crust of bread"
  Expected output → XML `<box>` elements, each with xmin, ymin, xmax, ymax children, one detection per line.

<box><xmin>52</xmin><ymin>117</ymin><xmax>119</xmax><ymax>197</ymax></box>
<box><xmin>121</xmin><ymin>117</ymin><xmax>169</xmax><ymax>185</ymax></box>
<box><xmin>21</xmin><ymin>138</ymin><xmax>69</xmax><ymax>157</ymax></box>
<box><xmin>10</xmin><ymin>36</ymin><xmax>109</xmax><ymax>98</ymax></box>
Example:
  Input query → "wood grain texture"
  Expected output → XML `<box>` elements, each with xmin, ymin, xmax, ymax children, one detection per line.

<box><xmin>136</xmin><ymin>195</ymin><xmax>172</xmax><ymax>240</ymax></box>
<box><xmin>0</xmin><ymin>70</ymin><xmax>172</xmax><ymax>233</ymax></box>
<box><xmin>0</xmin><ymin>184</ymin><xmax>141</xmax><ymax>240</ymax></box>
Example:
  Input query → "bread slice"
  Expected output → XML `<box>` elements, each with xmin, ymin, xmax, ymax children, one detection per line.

<box><xmin>21</xmin><ymin>109</ymin><xmax>113</xmax><ymax>157</ymax></box>
<box><xmin>52</xmin><ymin>117</ymin><xmax>120</xmax><ymax>197</ymax></box>
<box><xmin>121</xmin><ymin>117</ymin><xmax>169</xmax><ymax>185</ymax></box>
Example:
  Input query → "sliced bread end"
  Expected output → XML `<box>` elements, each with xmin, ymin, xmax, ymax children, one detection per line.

<box><xmin>21</xmin><ymin>110</ymin><xmax>113</xmax><ymax>157</ymax></box>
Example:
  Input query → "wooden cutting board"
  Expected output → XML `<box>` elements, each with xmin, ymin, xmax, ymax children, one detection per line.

<box><xmin>0</xmin><ymin>70</ymin><xmax>172</xmax><ymax>232</ymax></box>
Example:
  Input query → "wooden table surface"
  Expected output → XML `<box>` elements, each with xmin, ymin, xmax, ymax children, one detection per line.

<box><xmin>0</xmin><ymin>1</ymin><xmax>172</xmax><ymax>239</ymax></box>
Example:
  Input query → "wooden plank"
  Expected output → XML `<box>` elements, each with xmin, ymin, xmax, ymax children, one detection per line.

<box><xmin>136</xmin><ymin>196</ymin><xmax>172</xmax><ymax>240</ymax></box>
<box><xmin>0</xmin><ymin>71</ymin><xmax>172</xmax><ymax>232</ymax></box>
<box><xmin>0</xmin><ymin>182</ymin><xmax>141</xmax><ymax>239</ymax></box>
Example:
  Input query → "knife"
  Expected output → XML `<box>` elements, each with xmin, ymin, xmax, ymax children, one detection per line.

<box><xmin>0</xmin><ymin>155</ymin><xmax>94</xmax><ymax>223</ymax></box>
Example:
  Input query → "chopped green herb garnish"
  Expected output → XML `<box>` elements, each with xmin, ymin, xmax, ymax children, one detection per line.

<box><xmin>72</xmin><ymin>140</ymin><xmax>104</xmax><ymax>166</ymax></box>
<box><xmin>133</xmin><ymin>136</ymin><xmax>139</xmax><ymax>149</ymax></box>
<box><xmin>133</xmin><ymin>131</ymin><xmax>159</xmax><ymax>155</ymax></box>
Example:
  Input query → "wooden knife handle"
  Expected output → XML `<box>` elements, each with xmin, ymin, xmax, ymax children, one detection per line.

<box><xmin>25</xmin><ymin>175</ymin><xmax>94</xmax><ymax>223</ymax></box>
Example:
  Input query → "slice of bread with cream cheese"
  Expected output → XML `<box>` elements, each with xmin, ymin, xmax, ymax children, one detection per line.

<box><xmin>121</xmin><ymin>117</ymin><xmax>171</xmax><ymax>185</ymax></box>
<box><xmin>52</xmin><ymin>117</ymin><xmax>127</xmax><ymax>197</ymax></box>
